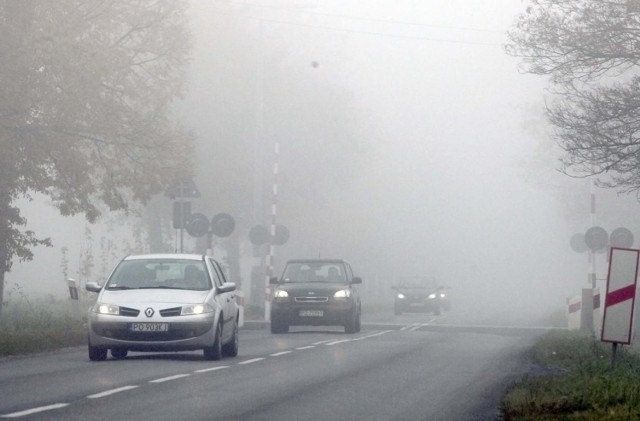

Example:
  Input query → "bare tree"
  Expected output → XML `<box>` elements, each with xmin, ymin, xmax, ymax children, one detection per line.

<box><xmin>506</xmin><ymin>0</ymin><xmax>640</xmax><ymax>193</ymax></box>
<box><xmin>0</xmin><ymin>0</ymin><xmax>194</xmax><ymax>312</ymax></box>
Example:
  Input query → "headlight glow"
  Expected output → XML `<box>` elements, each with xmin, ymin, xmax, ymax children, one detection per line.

<box><xmin>440</xmin><ymin>293</ymin><xmax>446</xmax><ymax>298</ymax></box>
<box><xmin>397</xmin><ymin>293</ymin><xmax>406</xmax><ymax>299</ymax></box>
<box><xmin>428</xmin><ymin>293</ymin><xmax>437</xmax><ymax>299</ymax></box>
<box><xmin>97</xmin><ymin>304</ymin><xmax>119</xmax><ymax>315</ymax></box>
<box><xmin>334</xmin><ymin>289</ymin><xmax>351</xmax><ymax>299</ymax></box>
<box><xmin>274</xmin><ymin>289</ymin><xmax>289</xmax><ymax>298</ymax></box>
<box><xmin>181</xmin><ymin>304</ymin><xmax>212</xmax><ymax>315</ymax></box>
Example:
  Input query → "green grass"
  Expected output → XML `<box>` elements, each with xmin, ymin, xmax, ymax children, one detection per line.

<box><xmin>500</xmin><ymin>330</ymin><xmax>640</xmax><ymax>419</ymax></box>
<box><xmin>0</xmin><ymin>301</ymin><xmax>87</xmax><ymax>356</ymax></box>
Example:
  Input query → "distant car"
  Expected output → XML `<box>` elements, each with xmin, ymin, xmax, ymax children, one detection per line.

<box><xmin>269</xmin><ymin>259</ymin><xmax>362</xmax><ymax>334</ymax></box>
<box><xmin>85</xmin><ymin>254</ymin><xmax>239</xmax><ymax>361</ymax></box>
<box><xmin>437</xmin><ymin>286</ymin><xmax>452</xmax><ymax>311</ymax></box>
<box><xmin>392</xmin><ymin>277</ymin><xmax>441</xmax><ymax>316</ymax></box>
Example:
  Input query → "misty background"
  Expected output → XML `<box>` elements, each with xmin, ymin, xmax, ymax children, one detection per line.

<box><xmin>7</xmin><ymin>0</ymin><xmax>639</xmax><ymax>322</ymax></box>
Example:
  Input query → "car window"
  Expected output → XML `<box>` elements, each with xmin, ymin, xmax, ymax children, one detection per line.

<box><xmin>207</xmin><ymin>258</ymin><xmax>224</xmax><ymax>288</ymax></box>
<box><xmin>106</xmin><ymin>259</ymin><xmax>211</xmax><ymax>290</ymax></box>
<box><xmin>282</xmin><ymin>262</ymin><xmax>347</xmax><ymax>283</ymax></box>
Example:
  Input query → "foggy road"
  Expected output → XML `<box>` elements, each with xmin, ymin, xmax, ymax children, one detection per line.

<box><xmin>0</xmin><ymin>312</ymin><xmax>545</xmax><ymax>421</ymax></box>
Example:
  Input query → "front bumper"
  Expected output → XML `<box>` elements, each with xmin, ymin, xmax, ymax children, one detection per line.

<box><xmin>87</xmin><ymin>312</ymin><xmax>216</xmax><ymax>351</ymax></box>
<box><xmin>270</xmin><ymin>300</ymin><xmax>355</xmax><ymax>327</ymax></box>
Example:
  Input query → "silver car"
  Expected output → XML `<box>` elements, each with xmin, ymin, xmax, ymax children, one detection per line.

<box><xmin>85</xmin><ymin>254</ymin><xmax>239</xmax><ymax>361</ymax></box>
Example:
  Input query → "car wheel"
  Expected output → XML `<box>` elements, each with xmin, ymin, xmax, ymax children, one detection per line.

<box><xmin>203</xmin><ymin>322</ymin><xmax>223</xmax><ymax>361</ymax></box>
<box><xmin>270</xmin><ymin>321</ymin><xmax>289</xmax><ymax>334</ymax></box>
<box><xmin>88</xmin><ymin>344</ymin><xmax>107</xmax><ymax>361</ymax></box>
<box><xmin>110</xmin><ymin>348</ymin><xmax>128</xmax><ymax>359</ymax></box>
<box><xmin>355</xmin><ymin>311</ymin><xmax>361</xmax><ymax>333</ymax></box>
<box><xmin>222</xmin><ymin>318</ymin><xmax>239</xmax><ymax>357</ymax></box>
<box><xmin>344</xmin><ymin>310</ymin><xmax>357</xmax><ymax>334</ymax></box>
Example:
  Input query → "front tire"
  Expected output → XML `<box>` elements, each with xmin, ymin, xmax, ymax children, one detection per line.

<box><xmin>344</xmin><ymin>309</ymin><xmax>357</xmax><ymax>334</ymax></box>
<box><xmin>89</xmin><ymin>344</ymin><xmax>107</xmax><ymax>361</ymax></box>
<box><xmin>222</xmin><ymin>318</ymin><xmax>239</xmax><ymax>357</ymax></box>
<box><xmin>111</xmin><ymin>348</ymin><xmax>128</xmax><ymax>359</ymax></box>
<box><xmin>203</xmin><ymin>322</ymin><xmax>223</xmax><ymax>361</ymax></box>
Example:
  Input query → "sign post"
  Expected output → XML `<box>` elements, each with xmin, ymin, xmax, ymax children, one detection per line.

<box><xmin>601</xmin><ymin>247</ymin><xmax>640</xmax><ymax>367</ymax></box>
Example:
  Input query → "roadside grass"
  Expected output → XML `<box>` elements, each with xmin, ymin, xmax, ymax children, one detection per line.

<box><xmin>0</xmin><ymin>300</ymin><xmax>87</xmax><ymax>356</ymax></box>
<box><xmin>500</xmin><ymin>329</ymin><xmax>640</xmax><ymax>419</ymax></box>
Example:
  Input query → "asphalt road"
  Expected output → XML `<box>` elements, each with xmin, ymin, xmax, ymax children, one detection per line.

<box><xmin>0</xmin><ymin>309</ymin><xmax>547</xmax><ymax>420</ymax></box>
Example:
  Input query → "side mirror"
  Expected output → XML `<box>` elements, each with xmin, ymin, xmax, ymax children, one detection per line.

<box><xmin>351</xmin><ymin>277</ymin><xmax>362</xmax><ymax>284</ymax></box>
<box><xmin>269</xmin><ymin>276</ymin><xmax>280</xmax><ymax>285</ymax></box>
<box><xmin>218</xmin><ymin>282</ymin><xmax>236</xmax><ymax>293</ymax></box>
<box><xmin>85</xmin><ymin>282</ymin><xmax>102</xmax><ymax>293</ymax></box>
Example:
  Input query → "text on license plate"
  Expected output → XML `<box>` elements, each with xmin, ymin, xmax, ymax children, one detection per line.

<box><xmin>130</xmin><ymin>323</ymin><xmax>169</xmax><ymax>332</ymax></box>
<box><xmin>300</xmin><ymin>310</ymin><xmax>323</xmax><ymax>317</ymax></box>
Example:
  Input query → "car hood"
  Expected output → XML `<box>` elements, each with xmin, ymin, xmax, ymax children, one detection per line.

<box><xmin>276</xmin><ymin>282</ymin><xmax>349</xmax><ymax>296</ymax></box>
<box><xmin>99</xmin><ymin>288</ymin><xmax>211</xmax><ymax>305</ymax></box>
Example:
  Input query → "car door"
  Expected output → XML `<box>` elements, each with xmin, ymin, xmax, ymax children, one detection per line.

<box><xmin>208</xmin><ymin>258</ymin><xmax>235</xmax><ymax>340</ymax></box>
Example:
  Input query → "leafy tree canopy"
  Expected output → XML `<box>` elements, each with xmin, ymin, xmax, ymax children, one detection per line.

<box><xmin>506</xmin><ymin>0</ymin><xmax>640</xmax><ymax>194</ymax></box>
<box><xmin>0</xmin><ymin>0</ymin><xmax>194</xmax><ymax>278</ymax></box>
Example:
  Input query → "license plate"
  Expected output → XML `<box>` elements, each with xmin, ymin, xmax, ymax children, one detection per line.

<box><xmin>130</xmin><ymin>323</ymin><xmax>169</xmax><ymax>332</ymax></box>
<box><xmin>300</xmin><ymin>310</ymin><xmax>323</xmax><ymax>317</ymax></box>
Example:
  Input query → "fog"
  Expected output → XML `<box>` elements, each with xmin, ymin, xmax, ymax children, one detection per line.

<box><xmin>7</xmin><ymin>0</ymin><xmax>639</xmax><ymax>325</ymax></box>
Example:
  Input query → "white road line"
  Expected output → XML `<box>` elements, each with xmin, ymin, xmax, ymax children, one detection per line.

<box><xmin>194</xmin><ymin>366</ymin><xmax>229</xmax><ymax>373</ymax></box>
<box><xmin>1</xmin><ymin>403</ymin><xmax>69</xmax><ymax>418</ymax></box>
<box><xmin>401</xmin><ymin>322</ymin><xmax>422</xmax><ymax>331</ymax></box>
<box><xmin>353</xmin><ymin>330</ymin><xmax>392</xmax><ymax>340</ymax></box>
<box><xmin>87</xmin><ymin>385</ymin><xmax>140</xmax><ymax>399</ymax></box>
<box><xmin>325</xmin><ymin>339</ymin><xmax>352</xmax><ymax>346</ymax></box>
<box><xmin>270</xmin><ymin>351</ymin><xmax>293</xmax><ymax>357</ymax></box>
<box><xmin>238</xmin><ymin>358</ymin><xmax>265</xmax><ymax>365</ymax></box>
<box><xmin>149</xmin><ymin>373</ymin><xmax>191</xmax><ymax>383</ymax></box>
<box><xmin>295</xmin><ymin>346</ymin><xmax>315</xmax><ymax>350</ymax></box>
<box><xmin>312</xmin><ymin>339</ymin><xmax>335</xmax><ymax>345</ymax></box>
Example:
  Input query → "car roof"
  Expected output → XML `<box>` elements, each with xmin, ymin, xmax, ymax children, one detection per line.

<box><xmin>286</xmin><ymin>259</ymin><xmax>347</xmax><ymax>264</ymax></box>
<box><xmin>123</xmin><ymin>254</ymin><xmax>206</xmax><ymax>261</ymax></box>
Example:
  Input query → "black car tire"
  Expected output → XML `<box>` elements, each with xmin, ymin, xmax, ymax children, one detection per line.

<box><xmin>270</xmin><ymin>321</ymin><xmax>289</xmax><ymax>334</ymax></box>
<box><xmin>110</xmin><ymin>348</ymin><xmax>128</xmax><ymax>359</ymax></box>
<box><xmin>355</xmin><ymin>311</ymin><xmax>361</xmax><ymax>332</ymax></box>
<box><xmin>222</xmin><ymin>318</ymin><xmax>239</xmax><ymax>357</ymax></box>
<box><xmin>203</xmin><ymin>322</ymin><xmax>223</xmax><ymax>361</ymax></box>
<box><xmin>88</xmin><ymin>343</ymin><xmax>107</xmax><ymax>361</ymax></box>
<box><xmin>344</xmin><ymin>309</ymin><xmax>357</xmax><ymax>334</ymax></box>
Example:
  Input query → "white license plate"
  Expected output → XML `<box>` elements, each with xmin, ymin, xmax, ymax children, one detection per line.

<box><xmin>300</xmin><ymin>310</ymin><xmax>323</xmax><ymax>317</ymax></box>
<box><xmin>130</xmin><ymin>323</ymin><xmax>169</xmax><ymax>332</ymax></box>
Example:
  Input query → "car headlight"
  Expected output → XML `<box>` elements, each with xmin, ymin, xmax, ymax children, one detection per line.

<box><xmin>428</xmin><ymin>293</ymin><xmax>437</xmax><ymax>299</ymax></box>
<box><xmin>273</xmin><ymin>289</ymin><xmax>290</xmax><ymax>302</ymax></box>
<box><xmin>440</xmin><ymin>293</ymin><xmax>446</xmax><ymax>298</ymax></box>
<box><xmin>95</xmin><ymin>303</ymin><xmax>119</xmax><ymax>315</ymax></box>
<box><xmin>181</xmin><ymin>304</ymin><xmax>213</xmax><ymax>315</ymax></box>
<box><xmin>334</xmin><ymin>289</ymin><xmax>351</xmax><ymax>299</ymax></box>
<box><xmin>397</xmin><ymin>293</ymin><xmax>406</xmax><ymax>299</ymax></box>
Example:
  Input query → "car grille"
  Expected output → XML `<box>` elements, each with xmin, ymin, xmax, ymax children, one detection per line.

<box><xmin>119</xmin><ymin>307</ymin><xmax>140</xmax><ymax>317</ymax></box>
<box><xmin>294</xmin><ymin>297</ymin><xmax>329</xmax><ymax>303</ymax></box>
<box><xmin>160</xmin><ymin>307</ymin><xmax>182</xmax><ymax>317</ymax></box>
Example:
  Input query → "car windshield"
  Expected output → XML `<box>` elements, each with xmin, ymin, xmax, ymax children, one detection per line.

<box><xmin>281</xmin><ymin>262</ymin><xmax>346</xmax><ymax>283</ymax></box>
<box><xmin>105</xmin><ymin>259</ymin><xmax>211</xmax><ymax>291</ymax></box>
<box><xmin>397</xmin><ymin>277</ymin><xmax>435</xmax><ymax>289</ymax></box>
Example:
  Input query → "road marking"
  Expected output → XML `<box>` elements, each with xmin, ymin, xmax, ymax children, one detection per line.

<box><xmin>353</xmin><ymin>330</ymin><xmax>392</xmax><ymax>340</ymax></box>
<box><xmin>296</xmin><ymin>346</ymin><xmax>315</xmax><ymax>350</ymax></box>
<box><xmin>238</xmin><ymin>358</ymin><xmax>265</xmax><ymax>365</ymax></box>
<box><xmin>400</xmin><ymin>322</ymin><xmax>421</xmax><ymax>331</ymax></box>
<box><xmin>87</xmin><ymin>385</ymin><xmax>139</xmax><ymax>399</ymax></box>
<box><xmin>149</xmin><ymin>374</ymin><xmax>191</xmax><ymax>383</ymax></box>
<box><xmin>270</xmin><ymin>351</ymin><xmax>293</xmax><ymax>357</ymax></box>
<box><xmin>312</xmin><ymin>339</ymin><xmax>335</xmax><ymax>345</ymax></box>
<box><xmin>325</xmin><ymin>339</ymin><xmax>352</xmax><ymax>346</ymax></box>
<box><xmin>194</xmin><ymin>366</ymin><xmax>229</xmax><ymax>373</ymax></box>
<box><xmin>1</xmin><ymin>403</ymin><xmax>69</xmax><ymax>418</ymax></box>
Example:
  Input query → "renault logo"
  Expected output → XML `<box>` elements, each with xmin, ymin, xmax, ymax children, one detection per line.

<box><xmin>145</xmin><ymin>307</ymin><xmax>154</xmax><ymax>317</ymax></box>
<box><xmin>308</xmin><ymin>291</ymin><xmax>315</xmax><ymax>295</ymax></box>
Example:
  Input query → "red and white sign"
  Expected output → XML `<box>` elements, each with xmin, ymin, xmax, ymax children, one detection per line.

<box><xmin>601</xmin><ymin>247</ymin><xmax>640</xmax><ymax>344</ymax></box>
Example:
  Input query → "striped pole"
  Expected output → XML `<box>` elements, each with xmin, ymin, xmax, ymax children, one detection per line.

<box><xmin>264</xmin><ymin>141</ymin><xmax>279</xmax><ymax>321</ymax></box>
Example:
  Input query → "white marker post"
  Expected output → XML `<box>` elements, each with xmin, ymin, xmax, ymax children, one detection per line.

<box><xmin>601</xmin><ymin>247</ymin><xmax>640</xmax><ymax>367</ymax></box>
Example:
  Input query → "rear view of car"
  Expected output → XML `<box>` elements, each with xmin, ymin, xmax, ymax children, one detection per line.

<box><xmin>85</xmin><ymin>254</ymin><xmax>239</xmax><ymax>361</ymax></box>
<box><xmin>269</xmin><ymin>259</ymin><xmax>362</xmax><ymax>334</ymax></box>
